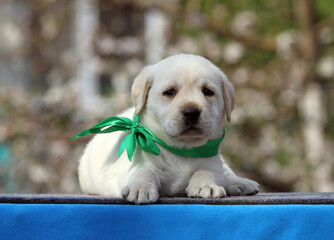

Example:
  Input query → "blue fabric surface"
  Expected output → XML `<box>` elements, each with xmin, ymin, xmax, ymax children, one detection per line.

<box><xmin>1</xmin><ymin>204</ymin><xmax>334</xmax><ymax>240</ymax></box>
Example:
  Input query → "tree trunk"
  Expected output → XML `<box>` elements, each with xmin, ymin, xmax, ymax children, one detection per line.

<box><xmin>75</xmin><ymin>0</ymin><xmax>100</xmax><ymax>113</ymax></box>
<box><xmin>295</xmin><ymin>0</ymin><xmax>332</xmax><ymax>191</ymax></box>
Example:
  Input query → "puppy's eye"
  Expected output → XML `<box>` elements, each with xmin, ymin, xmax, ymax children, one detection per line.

<box><xmin>202</xmin><ymin>88</ymin><xmax>215</xmax><ymax>96</ymax></box>
<box><xmin>163</xmin><ymin>88</ymin><xmax>177</xmax><ymax>97</ymax></box>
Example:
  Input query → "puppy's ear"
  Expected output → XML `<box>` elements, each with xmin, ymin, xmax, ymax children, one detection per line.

<box><xmin>131</xmin><ymin>67</ymin><xmax>153</xmax><ymax>115</ymax></box>
<box><xmin>221</xmin><ymin>73</ymin><xmax>235</xmax><ymax>122</ymax></box>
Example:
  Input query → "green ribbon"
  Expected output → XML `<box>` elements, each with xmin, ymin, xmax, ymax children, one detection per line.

<box><xmin>71</xmin><ymin>115</ymin><xmax>225</xmax><ymax>161</ymax></box>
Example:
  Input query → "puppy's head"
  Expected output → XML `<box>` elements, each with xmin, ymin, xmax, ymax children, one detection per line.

<box><xmin>131</xmin><ymin>54</ymin><xmax>235</xmax><ymax>148</ymax></box>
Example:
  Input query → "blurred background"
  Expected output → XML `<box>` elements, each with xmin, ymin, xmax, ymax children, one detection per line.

<box><xmin>0</xmin><ymin>0</ymin><xmax>333</xmax><ymax>194</ymax></box>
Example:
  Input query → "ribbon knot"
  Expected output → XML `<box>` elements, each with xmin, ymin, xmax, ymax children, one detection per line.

<box><xmin>71</xmin><ymin>115</ymin><xmax>225</xmax><ymax>161</ymax></box>
<box><xmin>71</xmin><ymin>115</ymin><xmax>160</xmax><ymax>161</ymax></box>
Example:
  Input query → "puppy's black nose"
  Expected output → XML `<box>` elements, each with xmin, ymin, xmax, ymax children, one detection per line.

<box><xmin>182</xmin><ymin>107</ymin><xmax>201</xmax><ymax>125</ymax></box>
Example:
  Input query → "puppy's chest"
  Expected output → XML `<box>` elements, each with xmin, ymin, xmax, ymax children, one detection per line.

<box><xmin>157</xmin><ymin>155</ymin><xmax>196</xmax><ymax>196</ymax></box>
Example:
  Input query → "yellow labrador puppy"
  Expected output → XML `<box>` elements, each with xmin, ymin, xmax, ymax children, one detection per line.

<box><xmin>78</xmin><ymin>54</ymin><xmax>259</xmax><ymax>204</ymax></box>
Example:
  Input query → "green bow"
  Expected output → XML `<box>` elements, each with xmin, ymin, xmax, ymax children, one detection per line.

<box><xmin>71</xmin><ymin>115</ymin><xmax>225</xmax><ymax>161</ymax></box>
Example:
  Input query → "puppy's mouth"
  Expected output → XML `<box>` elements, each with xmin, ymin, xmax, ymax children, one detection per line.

<box><xmin>177</xmin><ymin>125</ymin><xmax>204</xmax><ymax>141</ymax></box>
<box><xmin>182</xmin><ymin>126</ymin><xmax>202</xmax><ymax>135</ymax></box>
<box><xmin>176</xmin><ymin>126</ymin><xmax>206</xmax><ymax>144</ymax></box>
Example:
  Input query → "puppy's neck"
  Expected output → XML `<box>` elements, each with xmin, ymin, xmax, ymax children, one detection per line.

<box><xmin>138</xmin><ymin>109</ymin><xmax>167</xmax><ymax>143</ymax></box>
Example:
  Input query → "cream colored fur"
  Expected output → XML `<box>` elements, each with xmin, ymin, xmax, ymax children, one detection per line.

<box><xmin>78</xmin><ymin>54</ymin><xmax>259</xmax><ymax>204</ymax></box>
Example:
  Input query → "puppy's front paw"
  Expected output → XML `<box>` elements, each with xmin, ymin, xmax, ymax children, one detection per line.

<box><xmin>186</xmin><ymin>184</ymin><xmax>227</xmax><ymax>199</ymax></box>
<box><xmin>225</xmin><ymin>177</ymin><xmax>260</xmax><ymax>196</ymax></box>
<box><xmin>121</xmin><ymin>183</ymin><xmax>159</xmax><ymax>204</ymax></box>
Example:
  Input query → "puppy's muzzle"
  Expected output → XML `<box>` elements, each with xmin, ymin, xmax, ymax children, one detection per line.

<box><xmin>182</xmin><ymin>107</ymin><xmax>201</xmax><ymax>126</ymax></box>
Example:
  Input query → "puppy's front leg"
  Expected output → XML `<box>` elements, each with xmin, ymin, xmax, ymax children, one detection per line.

<box><xmin>186</xmin><ymin>170</ymin><xmax>227</xmax><ymax>198</ymax></box>
<box><xmin>222</xmin><ymin>163</ymin><xmax>260</xmax><ymax>196</ymax></box>
<box><xmin>121</xmin><ymin>168</ymin><xmax>159</xmax><ymax>204</ymax></box>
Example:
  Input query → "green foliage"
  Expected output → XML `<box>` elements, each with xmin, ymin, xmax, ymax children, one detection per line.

<box><xmin>243</xmin><ymin>49</ymin><xmax>277</xmax><ymax>67</ymax></box>
<box><xmin>315</xmin><ymin>0</ymin><xmax>334</xmax><ymax>19</ymax></box>
<box><xmin>275</xmin><ymin>149</ymin><xmax>292</xmax><ymax>167</ymax></box>
<box><xmin>197</xmin><ymin>0</ymin><xmax>296</xmax><ymax>34</ymax></box>
<box><xmin>327</xmin><ymin>112</ymin><xmax>334</xmax><ymax>139</ymax></box>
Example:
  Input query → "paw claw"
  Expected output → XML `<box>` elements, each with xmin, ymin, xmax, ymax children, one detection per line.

<box><xmin>121</xmin><ymin>183</ymin><xmax>159</xmax><ymax>204</ymax></box>
<box><xmin>226</xmin><ymin>177</ymin><xmax>260</xmax><ymax>196</ymax></box>
<box><xmin>186</xmin><ymin>185</ymin><xmax>226</xmax><ymax>199</ymax></box>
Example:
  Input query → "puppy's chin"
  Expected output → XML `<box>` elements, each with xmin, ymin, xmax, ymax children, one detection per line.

<box><xmin>181</xmin><ymin>126</ymin><xmax>202</xmax><ymax>135</ymax></box>
<box><xmin>173</xmin><ymin>127</ymin><xmax>210</xmax><ymax>148</ymax></box>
